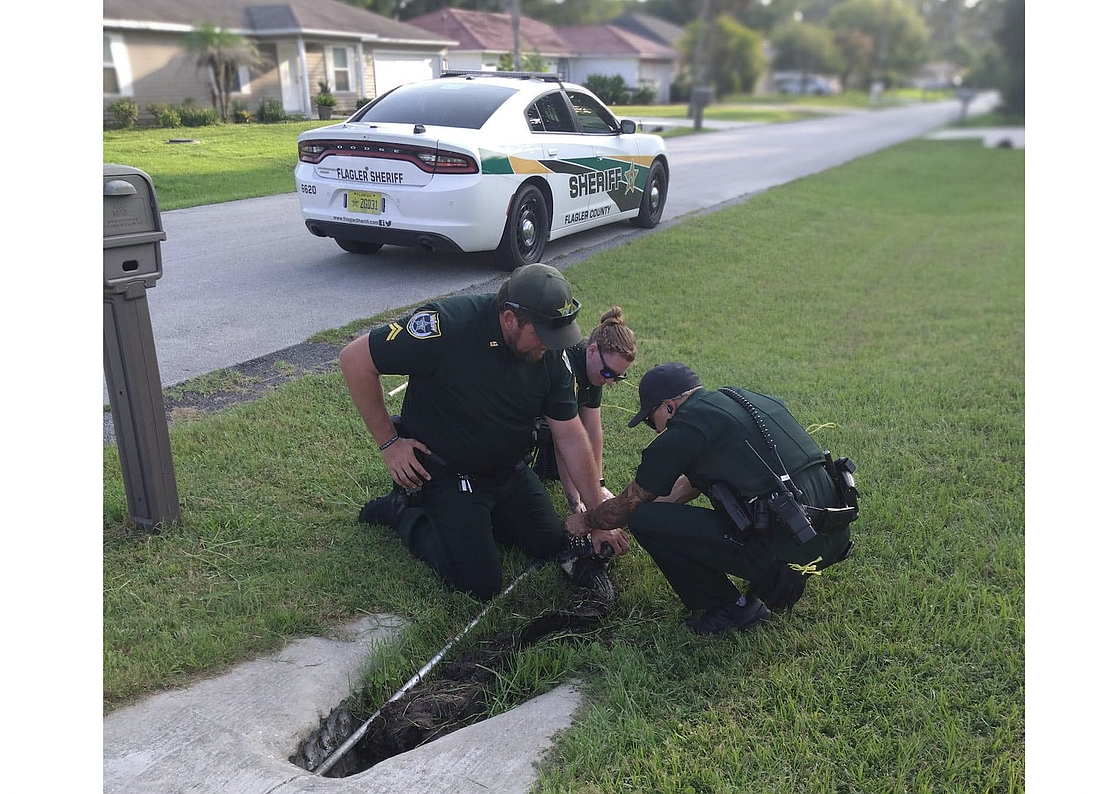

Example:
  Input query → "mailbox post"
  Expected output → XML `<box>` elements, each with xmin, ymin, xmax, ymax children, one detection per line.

<box><xmin>104</xmin><ymin>164</ymin><xmax>180</xmax><ymax>529</ymax></box>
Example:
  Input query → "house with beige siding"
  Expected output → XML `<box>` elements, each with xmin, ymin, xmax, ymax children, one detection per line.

<box><xmin>103</xmin><ymin>0</ymin><xmax>452</xmax><ymax>124</ymax></box>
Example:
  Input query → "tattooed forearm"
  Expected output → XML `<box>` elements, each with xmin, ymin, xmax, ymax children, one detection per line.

<box><xmin>585</xmin><ymin>480</ymin><xmax>656</xmax><ymax>531</ymax></box>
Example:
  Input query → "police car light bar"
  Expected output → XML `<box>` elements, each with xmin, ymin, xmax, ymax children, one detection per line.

<box><xmin>441</xmin><ymin>69</ymin><xmax>564</xmax><ymax>85</ymax></box>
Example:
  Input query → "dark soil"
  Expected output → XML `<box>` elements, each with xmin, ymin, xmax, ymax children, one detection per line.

<box><xmin>289</xmin><ymin>601</ymin><xmax>610</xmax><ymax>778</ymax></box>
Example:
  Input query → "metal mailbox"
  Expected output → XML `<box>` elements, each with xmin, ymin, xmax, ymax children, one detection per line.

<box><xmin>104</xmin><ymin>165</ymin><xmax>166</xmax><ymax>292</ymax></box>
<box><xmin>104</xmin><ymin>164</ymin><xmax>179</xmax><ymax>529</ymax></box>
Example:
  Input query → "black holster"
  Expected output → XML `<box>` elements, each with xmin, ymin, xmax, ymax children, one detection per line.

<box><xmin>810</xmin><ymin>451</ymin><xmax>860</xmax><ymax>532</ymax></box>
<box><xmin>530</xmin><ymin>418</ymin><xmax>559</xmax><ymax>481</ymax></box>
<box><xmin>710</xmin><ymin>482</ymin><xmax>754</xmax><ymax>540</ymax></box>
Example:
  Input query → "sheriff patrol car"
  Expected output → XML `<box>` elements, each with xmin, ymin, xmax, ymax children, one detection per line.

<box><xmin>295</xmin><ymin>71</ymin><xmax>669</xmax><ymax>270</ymax></box>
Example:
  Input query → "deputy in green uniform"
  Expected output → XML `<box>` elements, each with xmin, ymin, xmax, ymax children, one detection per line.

<box><xmin>568</xmin><ymin>362</ymin><xmax>857</xmax><ymax>635</ymax></box>
<box><xmin>340</xmin><ymin>264</ymin><xmax>629</xmax><ymax>601</ymax></box>
<box><xmin>539</xmin><ymin>307</ymin><xmax>637</xmax><ymax>512</ymax></box>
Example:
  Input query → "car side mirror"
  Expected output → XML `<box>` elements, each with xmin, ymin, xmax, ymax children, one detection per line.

<box><xmin>619</xmin><ymin>119</ymin><xmax>636</xmax><ymax>134</ymax></box>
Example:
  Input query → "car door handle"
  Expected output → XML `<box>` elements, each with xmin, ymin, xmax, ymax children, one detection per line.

<box><xmin>547</xmin><ymin>148</ymin><xmax>558</xmax><ymax>156</ymax></box>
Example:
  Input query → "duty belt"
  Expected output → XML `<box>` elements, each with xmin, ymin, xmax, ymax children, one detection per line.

<box><xmin>415</xmin><ymin>448</ymin><xmax>528</xmax><ymax>494</ymax></box>
<box><xmin>803</xmin><ymin>504</ymin><xmax>859</xmax><ymax>533</ymax></box>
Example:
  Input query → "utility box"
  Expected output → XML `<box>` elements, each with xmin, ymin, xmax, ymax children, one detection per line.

<box><xmin>104</xmin><ymin>164</ymin><xmax>180</xmax><ymax>529</ymax></box>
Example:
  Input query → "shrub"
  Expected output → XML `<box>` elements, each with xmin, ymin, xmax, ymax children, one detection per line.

<box><xmin>630</xmin><ymin>84</ymin><xmax>656</xmax><ymax>105</ymax></box>
<box><xmin>355</xmin><ymin>96</ymin><xmax>374</xmax><ymax>110</ymax></box>
<box><xmin>257</xmin><ymin>99</ymin><xmax>287</xmax><ymax>123</ymax></box>
<box><xmin>584</xmin><ymin>74</ymin><xmax>631</xmax><ymax>105</ymax></box>
<box><xmin>179</xmin><ymin>104</ymin><xmax>220</xmax><ymax>127</ymax></box>
<box><xmin>231</xmin><ymin>99</ymin><xmax>253</xmax><ymax>124</ymax></box>
<box><xmin>108</xmin><ymin>98</ymin><xmax>140</xmax><ymax>129</ymax></box>
<box><xmin>314</xmin><ymin>80</ymin><xmax>337</xmax><ymax>109</ymax></box>
<box><xmin>146</xmin><ymin>102</ymin><xmax>182</xmax><ymax>128</ymax></box>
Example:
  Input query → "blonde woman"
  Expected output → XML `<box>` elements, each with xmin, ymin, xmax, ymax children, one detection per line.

<box><xmin>541</xmin><ymin>307</ymin><xmax>637</xmax><ymax>512</ymax></box>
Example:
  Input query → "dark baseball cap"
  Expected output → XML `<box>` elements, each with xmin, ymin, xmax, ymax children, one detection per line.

<box><xmin>504</xmin><ymin>263</ymin><xmax>582</xmax><ymax>350</ymax></box>
<box><xmin>628</xmin><ymin>362</ymin><xmax>702</xmax><ymax>427</ymax></box>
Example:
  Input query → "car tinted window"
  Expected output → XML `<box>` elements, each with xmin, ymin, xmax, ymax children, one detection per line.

<box><xmin>567</xmin><ymin>91</ymin><xmax>619</xmax><ymax>134</ymax></box>
<box><xmin>353</xmin><ymin>82</ymin><xmax>518</xmax><ymax>129</ymax></box>
<box><xmin>531</xmin><ymin>92</ymin><xmax>575</xmax><ymax>133</ymax></box>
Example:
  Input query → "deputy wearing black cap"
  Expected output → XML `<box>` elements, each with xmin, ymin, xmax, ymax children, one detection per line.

<box><xmin>340</xmin><ymin>264</ymin><xmax>629</xmax><ymax>601</ymax></box>
<box><xmin>566</xmin><ymin>362</ymin><xmax>856</xmax><ymax>634</ymax></box>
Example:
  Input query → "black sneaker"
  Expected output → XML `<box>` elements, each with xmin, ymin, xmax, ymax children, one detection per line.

<box><xmin>562</xmin><ymin>555</ymin><xmax>616</xmax><ymax>604</ymax></box>
<box><xmin>357</xmin><ymin>487</ymin><xmax>408</xmax><ymax>528</ymax></box>
<box><xmin>684</xmin><ymin>595</ymin><xmax>771</xmax><ymax>635</ymax></box>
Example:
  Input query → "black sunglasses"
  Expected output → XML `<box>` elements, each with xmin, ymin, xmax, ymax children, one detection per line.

<box><xmin>504</xmin><ymin>298</ymin><xmax>582</xmax><ymax>329</ymax></box>
<box><xmin>597</xmin><ymin>345</ymin><xmax>628</xmax><ymax>382</ymax></box>
<box><xmin>643</xmin><ymin>407</ymin><xmax>658</xmax><ymax>430</ymax></box>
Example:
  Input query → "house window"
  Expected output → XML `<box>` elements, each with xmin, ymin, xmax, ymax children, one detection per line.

<box><xmin>103</xmin><ymin>32</ymin><xmax>133</xmax><ymax>97</ymax></box>
<box><xmin>327</xmin><ymin>46</ymin><xmax>356</xmax><ymax>92</ymax></box>
<box><xmin>104</xmin><ymin>35</ymin><xmax>120</xmax><ymax>94</ymax></box>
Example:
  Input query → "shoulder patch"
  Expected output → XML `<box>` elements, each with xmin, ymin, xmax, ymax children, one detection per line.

<box><xmin>406</xmin><ymin>310</ymin><xmax>441</xmax><ymax>339</ymax></box>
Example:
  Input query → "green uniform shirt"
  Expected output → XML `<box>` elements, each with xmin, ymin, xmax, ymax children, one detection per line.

<box><xmin>564</xmin><ymin>342</ymin><xmax>603</xmax><ymax>409</ymax></box>
<box><xmin>634</xmin><ymin>388</ymin><xmax>827</xmax><ymax>500</ymax></box>
<box><xmin>369</xmin><ymin>294</ymin><xmax>578</xmax><ymax>475</ymax></box>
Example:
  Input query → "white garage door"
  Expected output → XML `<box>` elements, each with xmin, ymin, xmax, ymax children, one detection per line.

<box><xmin>374</xmin><ymin>51</ymin><xmax>436</xmax><ymax>95</ymax></box>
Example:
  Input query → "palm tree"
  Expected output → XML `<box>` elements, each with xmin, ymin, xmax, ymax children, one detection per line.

<box><xmin>185</xmin><ymin>24</ymin><xmax>265</xmax><ymax>122</ymax></box>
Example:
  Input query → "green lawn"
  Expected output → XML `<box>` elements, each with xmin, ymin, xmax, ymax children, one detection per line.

<box><xmin>952</xmin><ymin>109</ymin><xmax>1025</xmax><ymax>128</ymax></box>
<box><xmin>613</xmin><ymin>88</ymin><xmax>947</xmax><ymax>121</ymax></box>
<box><xmin>104</xmin><ymin>138</ymin><xmax>1023</xmax><ymax>791</ymax></box>
<box><xmin>613</xmin><ymin>102</ymin><xmax>826</xmax><ymax>122</ymax></box>
<box><xmin>103</xmin><ymin>119</ymin><xmax>337</xmax><ymax>210</ymax></box>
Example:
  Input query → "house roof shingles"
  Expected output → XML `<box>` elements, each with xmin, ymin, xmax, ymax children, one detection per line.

<box><xmin>405</xmin><ymin>8</ymin><xmax>571</xmax><ymax>56</ymax></box>
<box><xmin>102</xmin><ymin>0</ymin><xmax>449</xmax><ymax>44</ymax></box>
<box><xmin>608</xmin><ymin>12</ymin><xmax>685</xmax><ymax>48</ymax></box>
<box><xmin>555</xmin><ymin>25</ymin><xmax>677</xmax><ymax>60</ymax></box>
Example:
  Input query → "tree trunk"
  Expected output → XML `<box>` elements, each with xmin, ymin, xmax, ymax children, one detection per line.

<box><xmin>510</xmin><ymin>0</ymin><xmax>521</xmax><ymax>72</ymax></box>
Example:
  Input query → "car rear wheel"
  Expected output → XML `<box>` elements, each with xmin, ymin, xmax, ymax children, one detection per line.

<box><xmin>336</xmin><ymin>239</ymin><xmax>384</xmax><ymax>255</ymax></box>
<box><xmin>631</xmin><ymin>161</ymin><xmax>667</xmax><ymax>229</ymax></box>
<box><xmin>496</xmin><ymin>184</ymin><xmax>548</xmax><ymax>270</ymax></box>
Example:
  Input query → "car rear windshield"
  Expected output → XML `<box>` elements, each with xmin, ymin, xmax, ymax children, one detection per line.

<box><xmin>352</xmin><ymin>82</ymin><xmax>518</xmax><ymax>129</ymax></box>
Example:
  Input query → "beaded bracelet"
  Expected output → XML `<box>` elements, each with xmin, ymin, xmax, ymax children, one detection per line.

<box><xmin>379</xmin><ymin>435</ymin><xmax>400</xmax><ymax>451</ymax></box>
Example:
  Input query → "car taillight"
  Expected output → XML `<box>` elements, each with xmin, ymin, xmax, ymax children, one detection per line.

<box><xmin>298</xmin><ymin>142</ymin><xmax>327</xmax><ymax>163</ymax></box>
<box><xmin>298</xmin><ymin>139</ymin><xmax>478</xmax><ymax>174</ymax></box>
<box><xmin>416</xmin><ymin>150</ymin><xmax>479</xmax><ymax>174</ymax></box>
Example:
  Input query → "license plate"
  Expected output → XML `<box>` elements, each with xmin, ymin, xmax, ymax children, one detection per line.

<box><xmin>346</xmin><ymin>190</ymin><xmax>383</xmax><ymax>215</ymax></box>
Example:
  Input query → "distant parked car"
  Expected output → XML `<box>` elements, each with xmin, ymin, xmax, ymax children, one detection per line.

<box><xmin>775</xmin><ymin>75</ymin><xmax>839</xmax><ymax>96</ymax></box>
<box><xmin>295</xmin><ymin>71</ymin><xmax>670</xmax><ymax>270</ymax></box>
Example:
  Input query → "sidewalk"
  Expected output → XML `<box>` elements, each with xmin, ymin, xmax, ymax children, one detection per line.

<box><xmin>924</xmin><ymin>126</ymin><xmax>1025</xmax><ymax>148</ymax></box>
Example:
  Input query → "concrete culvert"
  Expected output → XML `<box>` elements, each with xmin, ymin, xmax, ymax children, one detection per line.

<box><xmin>290</xmin><ymin>601</ymin><xmax>609</xmax><ymax>778</ymax></box>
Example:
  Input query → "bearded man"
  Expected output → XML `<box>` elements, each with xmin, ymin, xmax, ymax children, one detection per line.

<box><xmin>340</xmin><ymin>264</ymin><xmax>627</xmax><ymax>600</ymax></box>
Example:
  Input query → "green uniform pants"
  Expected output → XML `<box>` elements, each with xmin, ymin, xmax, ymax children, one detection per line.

<box><xmin>629</xmin><ymin>502</ymin><xmax>851</xmax><ymax>611</ymax></box>
<box><xmin>395</xmin><ymin>466</ymin><xmax>566</xmax><ymax>600</ymax></box>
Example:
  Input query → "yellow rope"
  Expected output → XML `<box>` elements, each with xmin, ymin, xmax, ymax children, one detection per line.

<box><xmin>787</xmin><ymin>556</ymin><xmax>824</xmax><ymax>576</ymax></box>
<box><xmin>806</xmin><ymin>422</ymin><xmax>838</xmax><ymax>435</ymax></box>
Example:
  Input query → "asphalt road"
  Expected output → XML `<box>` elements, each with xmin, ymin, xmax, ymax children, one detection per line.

<box><xmin>119</xmin><ymin>94</ymin><xmax>995</xmax><ymax>396</ymax></box>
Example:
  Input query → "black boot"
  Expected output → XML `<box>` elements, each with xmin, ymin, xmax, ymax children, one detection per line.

<box><xmin>684</xmin><ymin>594</ymin><xmax>771</xmax><ymax>635</ymax></box>
<box><xmin>358</xmin><ymin>487</ymin><xmax>408</xmax><ymax>528</ymax></box>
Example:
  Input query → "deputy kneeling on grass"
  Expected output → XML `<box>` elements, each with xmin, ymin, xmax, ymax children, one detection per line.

<box><xmin>566</xmin><ymin>362</ymin><xmax>859</xmax><ymax>635</ymax></box>
<box><xmin>339</xmin><ymin>263</ymin><xmax>628</xmax><ymax>602</ymax></box>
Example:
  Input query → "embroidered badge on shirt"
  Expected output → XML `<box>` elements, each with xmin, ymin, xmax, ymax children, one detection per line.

<box><xmin>407</xmin><ymin>310</ymin><xmax>441</xmax><ymax>339</ymax></box>
<box><xmin>385</xmin><ymin>322</ymin><xmax>402</xmax><ymax>341</ymax></box>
